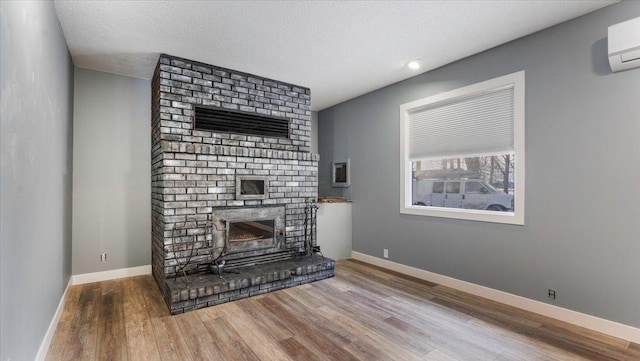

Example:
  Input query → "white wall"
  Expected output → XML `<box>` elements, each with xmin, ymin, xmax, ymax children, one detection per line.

<box><xmin>72</xmin><ymin>68</ymin><xmax>151</xmax><ymax>275</ymax></box>
<box><xmin>0</xmin><ymin>2</ymin><xmax>74</xmax><ymax>360</ymax></box>
<box><xmin>317</xmin><ymin>203</ymin><xmax>352</xmax><ymax>260</ymax></box>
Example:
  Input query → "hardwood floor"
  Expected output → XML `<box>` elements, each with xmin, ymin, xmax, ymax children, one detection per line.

<box><xmin>46</xmin><ymin>260</ymin><xmax>640</xmax><ymax>361</ymax></box>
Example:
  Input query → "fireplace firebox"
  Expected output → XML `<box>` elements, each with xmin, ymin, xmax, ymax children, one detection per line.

<box><xmin>228</xmin><ymin>220</ymin><xmax>273</xmax><ymax>243</ymax></box>
<box><xmin>209</xmin><ymin>206</ymin><xmax>286</xmax><ymax>267</ymax></box>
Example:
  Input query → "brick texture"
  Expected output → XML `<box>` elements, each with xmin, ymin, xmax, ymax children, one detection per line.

<box><xmin>151</xmin><ymin>54</ymin><xmax>321</xmax><ymax>310</ymax></box>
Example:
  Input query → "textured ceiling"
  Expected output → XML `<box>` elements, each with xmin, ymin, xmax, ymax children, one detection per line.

<box><xmin>53</xmin><ymin>0</ymin><xmax>617</xmax><ymax>111</ymax></box>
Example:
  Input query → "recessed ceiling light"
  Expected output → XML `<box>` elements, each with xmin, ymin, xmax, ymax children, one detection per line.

<box><xmin>406</xmin><ymin>60</ymin><xmax>422</xmax><ymax>70</ymax></box>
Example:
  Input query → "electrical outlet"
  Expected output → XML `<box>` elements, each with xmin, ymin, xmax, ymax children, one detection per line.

<box><xmin>383</xmin><ymin>249</ymin><xmax>389</xmax><ymax>258</ymax></box>
<box><xmin>548</xmin><ymin>289</ymin><xmax>556</xmax><ymax>299</ymax></box>
<box><xmin>100</xmin><ymin>253</ymin><xmax>107</xmax><ymax>262</ymax></box>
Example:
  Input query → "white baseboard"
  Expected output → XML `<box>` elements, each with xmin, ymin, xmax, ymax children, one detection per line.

<box><xmin>70</xmin><ymin>264</ymin><xmax>151</xmax><ymax>286</ymax></box>
<box><xmin>351</xmin><ymin>251</ymin><xmax>640</xmax><ymax>344</ymax></box>
<box><xmin>36</xmin><ymin>265</ymin><xmax>153</xmax><ymax>360</ymax></box>
<box><xmin>35</xmin><ymin>278</ymin><xmax>72</xmax><ymax>361</ymax></box>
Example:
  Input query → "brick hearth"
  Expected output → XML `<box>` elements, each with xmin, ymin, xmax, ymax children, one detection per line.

<box><xmin>166</xmin><ymin>257</ymin><xmax>334</xmax><ymax>314</ymax></box>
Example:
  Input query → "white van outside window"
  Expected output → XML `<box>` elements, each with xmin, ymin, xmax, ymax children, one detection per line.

<box><xmin>412</xmin><ymin>179</ymin><xmax>513</xmax><ymax>212</ymax></box>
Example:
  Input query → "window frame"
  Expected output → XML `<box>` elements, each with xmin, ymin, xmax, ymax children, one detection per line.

<box><xmin>399</xmin><ymin>71</ymin><xmax>525</xmax><ymax>225</ymax></box>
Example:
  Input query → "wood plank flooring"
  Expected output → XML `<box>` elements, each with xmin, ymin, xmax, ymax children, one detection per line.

<box><xmin>46</xmin><ymin>259</ymin><xmax>640</xmax><ymax>360</ymax></box>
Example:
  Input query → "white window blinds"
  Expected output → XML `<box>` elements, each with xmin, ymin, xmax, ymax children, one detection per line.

<box><xmin>407</xmin><ymin>85</ymin><xmax>515</xmax><ymax>161</ymax></box>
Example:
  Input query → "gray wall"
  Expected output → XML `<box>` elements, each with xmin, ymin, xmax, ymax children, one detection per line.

<box><xmin>318</xmin><ymin>107</ymin><xmax>353</xmax><ymax>200</ymax></box>
<box><xmin>0</xmin><ymin>1</ymin><xmax>74</xmax><ymax>360</ymax></box>
<box><xmin>318</xmin><ymin>1</ymin><xmax>640</xmax><ymax>328</ymax></box>
<box><xmin>72</xmin><ymin>68</ymin><xmax>151</xmax><ymax>275</ymax></box>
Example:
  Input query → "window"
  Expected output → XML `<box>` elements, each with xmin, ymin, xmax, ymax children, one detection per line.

<box><xmin>465</xmin><ymin>181</ymin><xmax>491</xmax><ymax>194</ymax></box>
<box><xmin>433</xmin><ymin>182</ymin><xmax>444</xmax><ymax>193</ymax></box>
<box><xmin>400</xmin><ymin>71</ymin><xmax>525</xmax><ymax>225</ymax></box>
<box><xmin>446</xmin><ymin>182</ymin><xmax>460</xmax><ymax>194</ymax></box>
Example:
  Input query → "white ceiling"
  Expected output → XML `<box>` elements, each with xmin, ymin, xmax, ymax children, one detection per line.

<box><xmin>53</xmin><ymin>0</ymin><xmax>617</xmax><ymax>111</ymax></box>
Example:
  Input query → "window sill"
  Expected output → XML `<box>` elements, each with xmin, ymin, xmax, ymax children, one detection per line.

<box><xmin>401</xmin><ymin>205</ymin><xmax>523</xmax><ymax>225</ymax></box>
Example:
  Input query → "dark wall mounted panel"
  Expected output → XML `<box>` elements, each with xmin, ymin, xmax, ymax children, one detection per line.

<box><xmin>195</xmin><ymin>106</ymin><xmax>290</xmax><ymax>138</ymax></box>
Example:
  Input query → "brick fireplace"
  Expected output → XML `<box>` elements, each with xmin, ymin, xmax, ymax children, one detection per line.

<box><xmin>151</xmin><ymin>54</ymin><xmax>334</xmax><ymax>314</ymax></box>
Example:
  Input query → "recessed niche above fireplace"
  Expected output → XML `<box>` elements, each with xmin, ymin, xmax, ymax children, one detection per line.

<box><xmin>236</xmin><ymin>175</ymin><xmax>268</xmax><ymax>200</ymax></box>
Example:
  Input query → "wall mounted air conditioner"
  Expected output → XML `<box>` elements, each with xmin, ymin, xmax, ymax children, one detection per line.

<box><xmin>608</xmin><ymin>17</ymin><xmax>640</xmax><ymax>72</ymax></box>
